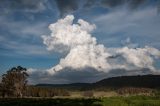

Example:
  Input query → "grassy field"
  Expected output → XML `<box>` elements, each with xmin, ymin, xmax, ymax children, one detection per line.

<box><xmin>101</xmin><ymin>96</ymin><xmax>160</xmax><ymax>106</ymax></box>
<box><xmin>0</xmin><ymin>96</ymin><xmax>160</xmax><ymax>106</ymax></box>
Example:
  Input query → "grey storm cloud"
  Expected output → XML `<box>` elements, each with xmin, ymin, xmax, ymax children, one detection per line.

<box><xmin>158</xmin><ymin>0</ymin><xmax>160</xmax><ymax>14</ymax></box>
<box><xmin>27</xmin><ymin>67</ymin><xmax>107</xmax><ymax>84</ymax></box>
<box><xmin>95</xmin><ymin>0</ymin><xmax>149</xmax><ymax>9</ymax></box>
<box><xmin>28</xmin><ymin>67</ymin><xmax>154</xmax><ymax>84</ymax></box>
<box><xmin>54</xmin><ymin>0</ymin><xmax>158</xmax><ymax>17</ymax></box>
<box><xmin>0</xmin><ymin>0</ymin><xmax>158</xmax><ymax>17</ymax></box>
<box><xmin>128</xmin><ymin>0</ymin><xmax>148</xmax><ymax>10</ymax></box>
<box><xmin>52</xmin><ymin>67</ymin><xmax>106</xmax><ymax>83</ymax></box>
<box><xmin>101</xmin><ymin>0</ymin><xmax>126</xmax><ymax>8</ymax></box>
<box><xmin>104</xmin><ymin>68</ymin><xmax>153</xmax><ymax>78</ymax></box>
<box><xmin>55</xmin><ymin>0</ymin><xmax>79</xmax><ymax>17</ymax></box>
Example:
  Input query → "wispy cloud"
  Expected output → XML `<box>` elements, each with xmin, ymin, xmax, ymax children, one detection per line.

<box><xmin>0</xmin><ymin>15</ymin><xmax>51</xmax><ymax>56</ymax></box>
<box><xmin>93</xmin><ymin>6</ymin><xmax>160</xmax><ymax>48</ymax></box>
<box><xmin>0</xmin><ymin>0</ymin><xmax>48</xmax><ymax>15</ymax></box>
<box><xmin>0</xmin><ymin>16</ymin><xmax>49</xmax><ymax>37</ymax></box>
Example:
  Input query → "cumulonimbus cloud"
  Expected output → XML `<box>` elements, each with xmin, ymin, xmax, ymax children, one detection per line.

<box><xmin>41</xmin><ymin>15</ymin><xmax>160</xmax><ymax>77</ymax></box>
<box><xmin>42</xmin><ymin>15</ymin><xmax>111</xmax><ymax>74</ymax></box>
<box><xmin>26</xmin><ymin>15</ymin><xmax>160</xmax><ymax>84</ymax></box>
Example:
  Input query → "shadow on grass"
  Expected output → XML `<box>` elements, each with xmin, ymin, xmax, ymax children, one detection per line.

<box><xmin>0</xmin><ymin>98</ymin><xmax>102</xmax><ymax>106</ymax></box>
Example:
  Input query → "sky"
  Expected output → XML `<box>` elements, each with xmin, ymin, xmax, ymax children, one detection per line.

<box><xmin>0</xmin><ymin>0</ymin><xmax>160</xmax><ymax>84</ymax></box>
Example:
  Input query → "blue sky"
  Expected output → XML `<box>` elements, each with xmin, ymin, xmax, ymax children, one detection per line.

<box><xmin>0</xmin><ymin>0</ymin><xmax>160</xmax><ymax>84</ymax></box>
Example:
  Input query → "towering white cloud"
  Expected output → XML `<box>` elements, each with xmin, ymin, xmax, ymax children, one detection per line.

<box><xmin>42</xmin><ymin>15</ymin><xmax>111</xmax><ymax>75</ymax></box>
<box><xmin>42</xmin><ymin>15</ymin><xmax>97</xmax><ymax>52</ymax></box>
<box><xmin>42</xmin><ymin>15</ymin><xmax>160</xmax><ymax>77</ymax></box>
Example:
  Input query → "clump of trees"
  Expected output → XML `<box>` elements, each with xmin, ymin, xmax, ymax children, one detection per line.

<box><xmin>116</xmin><ymin>87</ymin><xmax>153</xmax><ymax>95</ymax></box>
<box><xmin>24</xmin><ymin>86</ymin><xmax>70</xmax><ymax>97</ymax></box>
<box><xmin>83</xmin><ymin>91</ymin><xmax>94</xmax><ymax>97</ymax></box>
<box><xmin>0</xmin><ymin>66</ymin><xmax>70</xmax><ymax>98</ymax></box>
<box><xmin>1</xmin><ymin>66</ymin><xmax>28</xmax><ymax>97</ymax></box>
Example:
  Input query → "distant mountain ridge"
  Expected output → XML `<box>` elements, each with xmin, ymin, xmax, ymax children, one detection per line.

<box><xmin>36</xmin><ymin>74</ymin><xmax>160</xmax><ymax>89</ymax></box>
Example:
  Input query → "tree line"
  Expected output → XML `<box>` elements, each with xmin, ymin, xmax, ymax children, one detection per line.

<box><xmin>0</xmin><ymin>66</ymin><xmax>158</xmax><ymax>98</ymax></box>
<box><xmin>0</xmin><ymin>66</ymin><xmax>69</xmax><ymax>98</ymax></box>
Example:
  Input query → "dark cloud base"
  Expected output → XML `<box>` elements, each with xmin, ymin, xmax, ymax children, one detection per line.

<box><xmin>28</xmin><ymin>66</ymin><xmax>153</xmax><ymax>84</ymax></box>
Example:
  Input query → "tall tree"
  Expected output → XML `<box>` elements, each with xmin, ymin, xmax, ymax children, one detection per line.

<box><xmin>1</xmin><ymin>66</ymin><xmax>29</xmax><ymax>97</ymax></box>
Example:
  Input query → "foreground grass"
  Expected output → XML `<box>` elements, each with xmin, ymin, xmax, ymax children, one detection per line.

<box><xmin>101</xmin><ymin>96</ymin><xmax>160</xmax><ymax>106</ymax></box>
<box><xmin>0</xmin><ymin>96</ymin><xmax>160</xmax><ymax>106</ymax></box>
<box><xmin>0</xmin><ymin>98</ymin><xmax>101</xmax><ymax>106</ymax></box>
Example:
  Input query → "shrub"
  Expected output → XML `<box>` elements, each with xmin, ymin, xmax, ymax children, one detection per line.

<box><xmin>83</xmin><ymin>91</ymin><xmax>94</xmax><ymax>97</ymax></box>
<box><xmin>116</xmin><ymin>87</ymin><xmax>153</xmax><ymax>95</ymax></box>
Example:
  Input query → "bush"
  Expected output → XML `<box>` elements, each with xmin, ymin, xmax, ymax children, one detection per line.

<box><xmin>83</xmin><ymin>91</ymin><xmax>94</xmax><ymax>97</ymax></box>
<box><xmin>153</xmin><ymin>89</ymin><xmax>160</xmax><ymax>97</ymax></box>
<box><xmin>116</xmin><ymin>87</ymin><xmax>153</xmax><ymax>95</ymax></box>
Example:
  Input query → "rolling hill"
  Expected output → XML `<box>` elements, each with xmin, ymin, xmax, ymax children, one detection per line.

<box><xmin>36</xmin><ymin>74</ymin><xmax>160</xmax><ymax>89</ymax></box>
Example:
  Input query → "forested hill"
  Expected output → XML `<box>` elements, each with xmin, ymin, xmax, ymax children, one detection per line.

<box><xmin>94</xmin><ymin>74</ymin><xmax>160</xmax><ymax>88</ymax></box>
<box><xmin>36</xmin><ymin>75</ymin><xmax>160</xmax><ymax>89</ymax></box>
